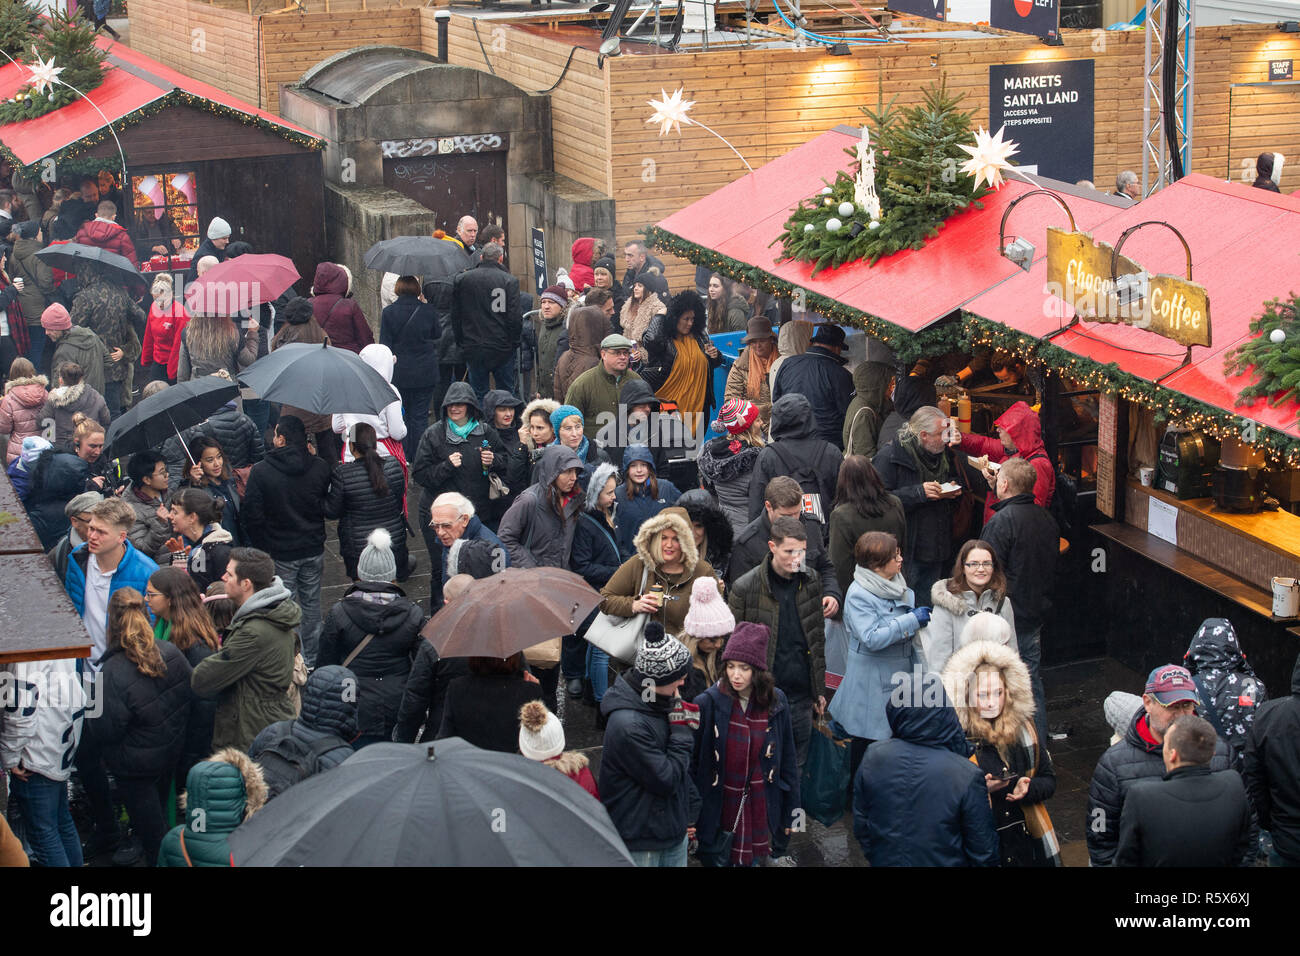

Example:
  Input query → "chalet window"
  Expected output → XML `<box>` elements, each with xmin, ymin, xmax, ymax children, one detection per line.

<box><xmin>130</xmin><ymin>171</ymin><xmax>200</xmax><ymax>256</ymax></box>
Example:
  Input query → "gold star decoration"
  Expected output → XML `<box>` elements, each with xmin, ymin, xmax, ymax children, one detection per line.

<box><xmin>26</xmin><ymin>49</ymin><xmax>64</xmax><ymax>98</ymax></box>
<box><xmin>958</xmin><ymin>126</ymin><xmax>1020</xmax><ymax>191</ymax></box>
<box><xmin>645</xmin><ymin>87</ymin><xmax>695</xmax><ymax>137</ymax></box>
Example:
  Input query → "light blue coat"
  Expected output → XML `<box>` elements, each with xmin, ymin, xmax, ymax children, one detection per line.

<box><xmin>828</xmin><ymin>580</ymin><xmax>922</xmax><ymax>741</ymax></box>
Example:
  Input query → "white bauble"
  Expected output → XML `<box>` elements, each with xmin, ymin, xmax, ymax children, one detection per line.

<box><xmin>804</xmin><ymin>223</ymin><xmax>815</xmax><ymax>233</ymax></box>
<box><xmin>826</xmin><ymin>218</ymin><xmax>842</xmax><ymax>233</ymax></box>
<box><xmin>821</xmin><ymin>186</ymin><xmax>833</xmax><ymax>195</ymax></box>
<box><xmin>868</xmin><ymin>220</ymin><xmax>880</xmax><ymax>230</ymax></box>
<box><xmin>838</xmin><ymin>201</ymin><xmax>855</xmax><ymax>217</ymax></box>
<box><xmin>1271</xmin><ymin>328</ymin><xmax>1287</xmax><ymax>344</ymax></box>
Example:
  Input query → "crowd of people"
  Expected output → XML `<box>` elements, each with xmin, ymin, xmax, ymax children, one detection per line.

<box><xmin>0</xmin><ymin>197</ymin><xmax>1296</xmax><ymax>870</ymax></box>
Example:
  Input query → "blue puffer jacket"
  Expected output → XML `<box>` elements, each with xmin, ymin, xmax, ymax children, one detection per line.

<box><xmin>691</xmin><ymin>684</ymin><xmax>800</xmax><ymax>855</ymax></box>
<box><xmin>828</xmin><ymin>575</ymin><xmax>921</xmax><ymax>741</ymax></box>
<box><xmin>613</xmin><ymin>478</ymin><xmax>680</xmax><ymax>558</ymax></box>
<box><xmin>853</xmin><ymin>691</ymin><xmax>998</xmax><ymax>867</ymax></box>
<box><xmin>248</xmin><ymin>665</ymin><xmax>358</xmax><ymax>772</ymax></box>
<box><xmin>65</xmin><ymin>541</ymin><xmax>160</xmax><ymax>664</ymax></box>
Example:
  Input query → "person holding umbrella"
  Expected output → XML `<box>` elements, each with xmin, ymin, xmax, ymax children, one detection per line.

<box><xmin>178</xmin><ymin>435</ymin><xmax>242</xmax><ymax>546</ymax></box>
<box><xmin>379</xmin><ymin>276</ymin><xmax>439</xmax><ymax>460</ymax></box>
<box><xmin>69</xmin><ymin>261</ymin><xmax>143</xmax><ymax>420</ymax></box>
<box><xmin>269</xmin><ymin>296</ymin><xmax>336</xmax><ymax>463</ymax></box>
<box><xmin>436</xmin><ymin>652</ymin><xmax>543</xmax><ymax>754</ymax></box>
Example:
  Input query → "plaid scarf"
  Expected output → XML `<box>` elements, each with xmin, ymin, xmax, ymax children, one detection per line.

<box><xmin>722</xmin><ymin>699</ymin><xmax>770</xmax><ymax>866</ymax></box>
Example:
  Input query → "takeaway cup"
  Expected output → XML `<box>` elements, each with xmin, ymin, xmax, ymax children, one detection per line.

<box><xmin>1139</xmin><ymin>466</ymin><xmax>1154</xmax><ymax>487</ymax></box>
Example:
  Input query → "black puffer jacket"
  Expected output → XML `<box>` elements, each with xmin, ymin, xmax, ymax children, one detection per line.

<box><xmin>92</xmin><ymin>640</ymin><xmax>194</xmax><ymax>778</ymax></box>
<box><xmin>393</xmin><ymin>643</ymin><xmax>471</xmax><ymax>744</ymax></box>
<box><xmin>379</xmin><ymin>294</ymin><xmax>440</xmax><ymax>391</ymax></box>
<box><xmin>1086</xmin><ymin>709</ymin><xmax>1237</xmax><ymax>866</ymax></box>
<box><xmin>411</xmin><ymin>382</ymin><xmax>508</xmax><ymax>522</ymax></box>
<box><xmin>1244</xmin><ymin>652</ymin><xmax>1300</xmax><ymax>862</ymax></box>
<box><xmin>1115</xmin><ymin>765</ymin><xmax>1256</xmax><ymax>867</ymax></box>
<box><xmin>436</xmin><ymin>672</ymin><xmax>543</xmax><ymax>753</ymax></box>
<box><xmin>25</xmin><ymin>447</ymin><xmax>92</xmax><ymax>549</ymax></box>
<box><xmin>697</xmin><ymin>434</ymin><xmax>762</xmax><ymax>535</ymax></box>
<box><xmin>318</xmin><ymin>582</ymin><xmax>424</xmax><ymax>739</ymax></box>
<box><xmin>249</xmin><ymin>665</ymin><xmax>358</xmax><ymax>771</ymax></box>
<box><xmin>598</xmin><ymin>674</ymin><xmax>697</xmax><ymax>852</ymax></box>
<box><xmin>204</xmin><ymin>406</ymin><xmax>264</xmax><ymax>470</ymax></box>
<box><xmin>747</xmin><ymin>393</ymin><xmax>843</xmax><ymax>525</ymax></box>
<box><xmin>323</xmin><ymin>456</ymin><xmax>408</xmax><ymax>572</ymax></box>
<box><xmin>771</xmin><ymin>343</ymin><xmax>854</xmax><ymax>449</ymax></box>
<box><xmin>241</xmin><ymin>442</ymin><xmax>332</xmax><ymax>561</ymax></box>
<box><xmin>482</xmin><ymin>389</ymin><xmax>529</xmax><ymax>523</ymax></box>
<box><xmin>677</xmin><ymin>488</ymin><xmax>734</xmax><ymax>573</ymax></box>
<box><xmin>177</xmin><ymin>641</ymin><xmax>217</xmax><ymax>788</ymax></box>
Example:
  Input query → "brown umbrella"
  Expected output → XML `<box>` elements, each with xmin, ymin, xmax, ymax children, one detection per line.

<box><xmin>420</xmin><ymin>567</ymin><xmax>602</xmax><ymax>659</ymax></box>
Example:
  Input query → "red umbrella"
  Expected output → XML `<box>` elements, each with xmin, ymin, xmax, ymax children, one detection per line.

<box><xmin>185</xmin><ymin>253</ymin><xmax>301</xmax><ymax>315</ymax></box>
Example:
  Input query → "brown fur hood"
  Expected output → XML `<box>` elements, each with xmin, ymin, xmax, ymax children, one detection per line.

<box><xmin>941</xmin><ymin>640</ymin><xmax>1035</xmax><ymax>751</ymax></box>
<box><xmin>521</xmin><ymin>397</ymin><xmax>559</xmax><ymax>453</ymax></box>
<box><xmin>632</xmin><ymin>506</ymin><xmax>700</xmax><ymax>577</ymax></box>
<box><xmin>544</xmin><ymin>751</ymin><xmax>591</xmax><ymax>776</ymax></box>
<box><xmin>3</xmin><ymin>375</ymin><xmax>48</xmax><ymax>404</ymax></box>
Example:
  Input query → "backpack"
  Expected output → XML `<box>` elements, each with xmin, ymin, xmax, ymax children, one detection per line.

<box><xmin>1027</xmin><ymin>452</ymin><xmax>1077</xmax><ymax>537</ymax></box>
<box><xmin>253</xmin><ymin>721</ymin><xmax>349</xmax><ymax>799</ymax></box>
<box><xmin>769</xmin><ymin>441</ymin><xmax>831</xmax><ymax>524</ymax></box>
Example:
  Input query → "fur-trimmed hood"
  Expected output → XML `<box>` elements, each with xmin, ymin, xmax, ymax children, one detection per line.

<box><xmin>697</xmin><ymin>434</ymin><xmax>761</xmax><ymax>485</ymax></box>
<box><xmin>544</xmin><ymin>751</ymin><xmax>591</xmax><ymax>776</ymax></box>
<box><xmin>632</xmin><ymin>506</ymin><xmax>700</xmax><ymax>577</ymax></box>
<box><xmin>521</xmin><ymin>397</ymin><xmax>559</xmax><ymax>453</ymax></box>
<box><xmin>47</xmin><ymin>382</ymin><xmax>87</xmax><ymax>408</ymax></box>
<box><xmin>180</xmin><ymin>746</ymin><xmax>268</xmax><ymax>830</ymax></box>
<box><xmin>930</xmin><ymin>578</ymin><xmax>1004</xmax><ymax>617</ymax></box>
<box><xmin>585</xmin><ymin>461</ymin><xmax>619</xmax><ymax>512</ymax></box>
<box><xmin>941</xmin><ymin>640</ymin><xmax>1035</xmax><ymax>753</ymax></box>
<box><xmin>3</xmin><ymin>375</ymin><xmax>48</xmax><ymax>406</ymax></box>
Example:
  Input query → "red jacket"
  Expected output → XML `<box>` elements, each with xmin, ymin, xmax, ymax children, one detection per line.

<box><xmin>141</xmin><ymin>301</ymin><xmax>190</xmax><ymax>379</ymax></box>
<box><xmin>544</xmin><ymin>752</ymin><xmax>600</xmax><ymax>800</ymax></box>
<box><xmin>959</xmin><ymin>400</ymin><xmax>1056</xmax><ymax>522</ymax></box>
<box><xmin>75</xmin><ymin>220</ymin><xmax>141</xmax><ymax>269</ymax></box>
<box><xmin>568</xmin><ymin>238</ymin><xmax>596</xmax><ymax>292</ymax></box>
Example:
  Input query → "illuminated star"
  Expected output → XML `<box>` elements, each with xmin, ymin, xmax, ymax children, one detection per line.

<box><xmin>27</xmin><ymin>50</ymin><xmax>64</xmax><ymax>97</ymax></box>
<box><xmin>645</xmin><ymin>87</ymin><xmax>695</xmax><ymax>137</ymax></box>
<box><xmin>959</xmin><ymin>126</ymin><xmax>1020</xmax><ymax>191</ymax></box>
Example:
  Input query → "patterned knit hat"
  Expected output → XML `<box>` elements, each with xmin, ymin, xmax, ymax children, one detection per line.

<box><xmin>518</xmin><ymin>700</ymin><xmax>566</xmax><ymax>761</ymax></box>
<box><xmin>633</xmin><ymin>622</ymin><xmax>692</xmax><ymax>686</ymax></box>
<box><xmin>710</xmin><ymin>398</ymin><xmax>758</xmax><ymax>436</ymax></box>
<box><xmin>722</xmin><ymin>622</ymin><xmax>770</xmax><ymax>671</ymax></box>
<box><xmin>682</xmin><ymin>577</ymin><xmax>734</xmax><ymax>638</ymax></box>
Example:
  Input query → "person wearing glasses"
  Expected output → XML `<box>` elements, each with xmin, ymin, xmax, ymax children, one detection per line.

<box><xmin>1085</xmin><ymin>664</ymin><xmax>1243</xmax><ymax>867</ymax></box>
<box><xmin>425</xmin><ymin>491</ymin><xmax>507</xmax><ymax>612</ymax></box>
<box><xmin>915</xmin><ymin>539</ymin><xmax>1018</xmax><ymax>673</ymax></box>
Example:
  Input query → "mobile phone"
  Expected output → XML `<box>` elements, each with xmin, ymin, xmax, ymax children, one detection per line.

<box><xmin>994</xmin><ymin>769</ymin><xmax>1020</xmax><ymax>782</ymax></box>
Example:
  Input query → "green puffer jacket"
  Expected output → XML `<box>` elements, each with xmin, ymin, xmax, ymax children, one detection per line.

<box><xmin>191</xmin><ymin>578</ymin><xmax>300</xmax><ymax>751</ymax></box>
<box><xmin>727</xmin><ymin>552</ymin><xmax>827</xmax><ymax>695</ymax></box>
<box><xmin>158</xmin><ymin>748</ymin><xmax>267</xmax><ymax>867</ymax></box>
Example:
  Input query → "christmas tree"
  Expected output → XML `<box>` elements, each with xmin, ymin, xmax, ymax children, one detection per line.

<box><xmin>0</xmin><ymin>10</ymin><xmax>108</xmax><ymax>124</ymax></box>
<box><xmin>774</xmin><ymin>80</ymin><xmax>991</xmax><ymax>275</ymax></box>
<box><xmin>0</xmin><ymin>0</ymin><xmax>40</xmax><ymax>61</ymax></box>
<box><xmin>1225</xmin><ymin>294</ymin><xmax>1300</xmax><ymax>416</ymax></box>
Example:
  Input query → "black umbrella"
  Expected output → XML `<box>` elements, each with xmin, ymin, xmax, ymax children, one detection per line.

<box><xmin>104</xmin><ymin>377</ymin><xmax>239</xmax><ymax>464</ymax></box>
<box><xmin>228</xmin><ymin>740</ymin><xmax>634</xmax><ymax>866</ymax></box>
<box><xmin>35</xmin><ymin>242</ymin><xmax>143</xmax><ymax>285</ymax></box>
<box><xmin>238</xmin><ymin>342</ymin><xmax>397</xmax><ymax>416</ymax></box>
<box><xmin>363</xmin><ymin>235</ymin><xmax>471</xmax><ymax>279</ymax></box>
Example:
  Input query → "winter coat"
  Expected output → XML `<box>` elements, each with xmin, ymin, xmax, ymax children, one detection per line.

<box><xmin>1115</xmin><ymin>765</ymin><xmax>1255</xmax><ymax>867</ymax></box>
<box><xmin>691</xmin><ymin>684</ymin><xmax>800</xmax><ymax>853</ymax></box>
<box><xmin>728</xmin><ymin>553</ymin><xmax>828</xmax><ymax>696</ymax></box>
<box><xmin>91</xmin><ymin>640</ymin><xmax>193</xmax><ymax>779</ymax></box>
<box><xmin>379</xmin><ymin>294</ymin><xmax>439</xmax><ymax>391</ymax></box>
<box><xmin>570</xmin><ymin>463</ymin><xmax>626</xmax><ymax>588</ymax></box>
<box><xmin>65</xmin><ymin>541</ymin><xmax>160</xmax><ymax>662</ymax></box>
<box><xmin>71</xmin><ymin>276</ymin><xmax>144</xmax><ymax>384</ymax></box>
<box><xmin>323</xmin><ymin>456</ymin><xmax>408</xmax><ymax>572</ymax></box>
<box><xmin>535</xmin><ymin>312</ymin><xmax>569</xmax><ymax>401</ymax></box>
<box><xmin>601</xmin><ymin>507</ymin><xmax>716</xmax><ymax>637</ymax></box>
<box><xmin>568</xmin><ymin>237</ymin><xmax>597</xmax><ymax>291</ymax></box>
<box><xmin>433</xmin><ymin>516</ymin><xmax>506</xmax><ymax>592</ymax></box>
<box><xmin>599</xmin><ymin>673</ymin><xmax>697</xmax><ymax>852</ymax></box>
<box><xmin>0</xmin><ymin>374</ymin><xmax>48</xmax><ymax>463</ymax></box>
<box><xmin>697</xmin><ymin>435</ymin><xmax>762</xmax><ymax>535</ymax></box>
<box><xmin>601</xmin><ymin>378</ymin><xmax>683</xmax><ymax>477</ymax></box>
<box><xmin>39</xmin><ymin>382</ymin><xmax>109</xmax><ymax>447</ymax></box>
<box><xmin>772</xmin><ymin>344</ymin><xmax>854</xmax><ymax>450</ymax></box>
<box><xmin>190</xmin><ymin>578</ymin><xmax>300</xmax><ymax>752</ymax></box>
<box><xmin>639</xmin><ymin>295</ymin><xmax>723</xmax><ymax>418</ymax></box>
<box><xmin>176</xmin><ymin>320</ymin><xmax>258</xmax><ymax>385</ymax></box>
<box><xmin>47</xmin><ymin>325</ymin><xmax>110</xmax><ymax>397</ymax></box>
<box><xmin>498</xmin><ymin>444</ymin><xmax>585</xmax><ymax>569</ymax></box>
<box><xmin>520</xmin><ymin>397</ymin><xmax>559</xmax><ymax>464</ymax></box>
<box><xmin>175</xmin><ymin>640</ymin><xmax>217</xmax><ymax>786</ymax></box>
<box><xmin>311</xmin><ymin>262</ymin><xmax>373</xmax><ymax>354</ymax></box>
<box><xmin>9</xmin><ymin>236</ymin><xmax>53</xmax><ymax>322</ymax></box>
<box><xmin>873</xmin><ymin>433</ymin><xmax>957</xmax><ymax>565</ymax></box>
<box><xmin>959</xmin><ymin>402</ymin><xmax>1055</xmax><ymax>521</ymax></box>
<box><xmin>843</xmin><ymin>361</ymin><xmax>895</xmax><ymax>459</ymax></box>
<box><xmin>126</xmin><ymin>488</ymin><xmax>173</xmax><ymax>564</ymax></box>
<box><xmin>250</xmin><ymin>666</ymin><xmax>359</xmax><ymax>772</ymax></box>
<box><xmin>181</xmin><ymin>237</ymin><xmax>226</xmax><ymax>291</ymax></box>
<box><xmin>747</xmin><ymin>393</ymin><xmax>843</xmax><ymax>525</ymax></box>
<box><xmin>828</xmin><ymin>573</ymin><xmax>920</xmax><ymax>741</ymax></box>
<box><xmin>140</xmin><ymin>301</ymin><xmax>189</xmax><ymax>377</ymax></box>
<box><xmin>767</xmin><ymin>320</ymin><xmax>813</xmax><ymax>397</ymax></box>
<box><xmin>826</xmin><ymin>498</ymin><xmax>907</xmax><ymax>598</ymax></box>
<box><xmin>676</xmin><ymin>487</ymin><xmax>733</xmax><ymax>572</ymax></box>
<box><xmin>723</xmin><ymin>346</ymin><xmax>773</xmax><ymax>426</ymax></box>
<box><xmin>436</xmin><ymin>672</ymin><xmax>542</xmax><ymax>753</ymax></box>
<box><xmin>25</xmin><ymin>447</ymin><xmax>91</xmax><ymax>549</ymax></box>
<box><xmin>203</xmin><ymin>405</ymin><xmax>264</xmax><ymax>470</ymax></box>
<box><xmin>334</xmin><ymin>348</ymin><xmax>407</xmax><ymax>459</ymax></box>
<box><xmin>1183</xmin><ymin>617</ymin><xmax>1268</xmax><ymax>770</ymax></box>
<box><xmin>555</xmin><ymin>306</ymin><xmax>608</xmax><ymax>402</ymax></box>
<box><xmin>452</xmin><ymin>259</ymin><xmax>521</xmax><ymax>366</ymax></box>
<box><xmin>916</xmin><ymin>580</ymin><xmax>1018</xmax><ymax>673</ymax></box>
<box><xmin>619</xmin><ymin>292</ymin><xmax>665</xmax><ymax>348</ymax></box>
<box><xmin>1243</xmin><ymin>651</ymin><xmax>1300</xmax><ymax>863</ymax></box>
<box><xmin>621</xmin><ymin>254</ymin><xmax>666</xmax><ymax>293</ymax></box>
<box><xmin>75</xmin><ymin>219</ymin><xmax>140</xmax><ymax>269</ymax></box>
<box><xmin>1086</xmin><ymin>708</ymin><xmax>1236</xmax><ymax>866</ymax></box>
<box><xmin>0</xmin><ymin>657</ymin><xmax>85</xmax><ymax>782</ymax></box>
<box><xmin>726</xmin><ymin>511</ymin><xmax>839</xmax><ymax>606</ymax></box>
<box><xmin>981</xmin><ymin>493</ymin><xmax>1059</xmax><ymax>635</ymax></box>
<box><xmin>613</xmin><ymin>476</ymin><xmax>681</xmax><ymax>559</ymax></box>
<box><xmin>853</xmin><ymin>695</ymin><xmax>998</xmax><ymax>867</ymax></box>
<box><xmin>318</xmin><ymin>582</ymin><xmax>423</xmax><ymax>739</ymax></box>
<box><xmin>411</xmin><ymin>382</ymin><xmax>508</xmax><ymax>523</ymax></box>
<box><xmin>564</xmin><ymin>364</ymin><xmax>643</xmax><ymax>442</ymax></box>
<box><xmin>184</xmin><ymin>523</ymin><xmax>234</xmax><ymax>592</ymax></box>
<box><xmin>482</xmin><ymin>389</ymin><xmax>530</xmax><ymax>521</ymax></box>
<box><xmin>541</xmin><ymin>751</ymin><xmax>600</xmax><ymax>800</ymax></box>
<box><xmin>241</xmin><ymin>443</ymin><xmax>332</xmax><ymax>561</ymax></box>
<box><xmin>158</xmin><ymin>748</ymin><xmax>266</xmax><ymax>867</ymax></box>
<box><xmin>393</xmin><ymin>642</ymin><xmax>471</xmax><ymax>744</ymax></box>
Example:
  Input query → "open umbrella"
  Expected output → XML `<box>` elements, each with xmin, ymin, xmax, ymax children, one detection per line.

<box><xmin>35</xmin><ymin>242</ymin><xmax>142</xmax><ymax>285</ymax></box>
<box><xmin>420</xmin><ymin>567</ymin><xmax>602</xmax><ymax>659</ymax></box>
<box><xmin>185</xmin><ymin>253</ymin><xmax>300</xmax><ymax>315</ymax></box>
<box><xmin>238</xmin><ymin>341</ymin><xmax>397</xmax><ymax>416</ymax></box>
<box><xmin>104</xmin><ymin>376</ymin><xmax>238</xmax><ymax>464</ymax></box>
<box><xmin>363</xmin><ymin>235</ymin><xmax>471</xmax><ymax>279</ymax></box>
<box><xmin>228</xmin><ymin>739</ymin><xmax>634</xmax><ymax>866</ymax></box>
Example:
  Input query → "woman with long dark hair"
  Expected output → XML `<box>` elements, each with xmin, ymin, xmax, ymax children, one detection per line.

<box><xmin>705</xmin><ymin>273</ymin><xmax>748</xmax><ymax>335</ymax></box>
<box><xmin>827</xmin><ymin>455</ymin><xmax>907</xmax><ymax>598</ymax></box>
<box><xmin>181</xmin><ymin>435</ymin><xmax>242</xmax><ymax>545</ymax></box>
<box><xmin>916</xmin><ymin>539</ymin><xmax>1018</xmax><ymax>673</ymax></box>
<box><xmin>324</xmin><ymin>422</ymin><xmax>410</xmax><ymax>581</ymax></box>
<box><xmin>89</xmin><ymin>588</ymin><xmax>193</xmax><ymax>866</ymax></box>
<box><xmin>613</xmin><ymin>444</ymin><xmax>679</xmax><ymax>557</ymax></box>
<box><xmin>640</xmin><ymin>290</ymin><xmax>723</xmax><ymax>424</ymax></box>
<box><xmin>163</xmin><ymin>487</ymin><xmax>233</xmax><ymax>591</ymax></box>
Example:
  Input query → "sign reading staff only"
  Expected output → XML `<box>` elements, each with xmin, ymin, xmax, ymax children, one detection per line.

<box><xmin>1045</xmin><ymin>227</ymin><xmax>1212</xmax><ymax>349</ymax></box>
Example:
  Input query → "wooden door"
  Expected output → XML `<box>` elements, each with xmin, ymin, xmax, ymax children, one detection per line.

<box><xmin>382</xmin><ymin>152</ymin><xmax>508</xmax><ymax>233</ymax></box>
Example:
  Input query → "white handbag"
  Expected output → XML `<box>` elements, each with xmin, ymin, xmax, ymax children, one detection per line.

<box><xmin>585</xmin><ymin>566</ymin><xmax>650</xmax><ymax>664</ymax></box>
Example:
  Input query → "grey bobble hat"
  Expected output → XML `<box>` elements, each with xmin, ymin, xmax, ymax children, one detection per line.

<box><xmin>357</xmin><ymin>527</ymin><xmax>397</xmax><ymax>583</ymax></box>
<box><xmin>632</xmin><ymin>622</ymin><xmax>692</xmax><ymax>686</ymax></box>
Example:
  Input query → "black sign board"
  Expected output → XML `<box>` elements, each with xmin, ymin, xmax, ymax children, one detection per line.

<box><xmin>990</xmin><ymin>0</ymin><xmax>1059</xmax><ymax>40</ymax></box>
<box><xmin>531</xmin><ymin>227</ymin><xmax>548</xmax><ymax>298</ymax></box>
<box><xmin>1270</xmin><ymin>59</ymin><xmax>1293</xmax><ymax>81</ymax></box>
<box><xmin>989</xmin><ymin>59</ymin><xmax>1095</xmax><ymax>185</ymax></box>
<box><xmin>889</xmin><ymin>0</ymin><xmax>945</xmax><ymax>21</ymax></box>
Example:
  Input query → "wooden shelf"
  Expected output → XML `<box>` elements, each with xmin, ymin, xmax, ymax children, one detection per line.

<box><xmin>1129</xmin><ymin>481</ymin><xmax>1300</xmax><ymax>562</ymax></box>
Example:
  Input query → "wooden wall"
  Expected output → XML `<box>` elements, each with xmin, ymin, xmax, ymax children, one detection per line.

<box><xmin>1225</xmin><ymin>28</ymin><xmax>1300</xmax><ymax>183</ymax></box>
<box><xmin>128</xmin><ymin>0</ymin><xmax>262</xmax><ymax>107</ymax></box>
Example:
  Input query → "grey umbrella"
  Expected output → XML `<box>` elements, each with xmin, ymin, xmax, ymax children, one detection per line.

<box><xmin>35</xmin><ymin>242</ymin><xmax>143</xmax><ymax>284</ymax></box>
<box><xmin>238</xmin><ymin>342</ymin><xmax>397</xmax><ymax>416</ymax></box>
<box><xmin>363</xmin><ymin>235</ymin><xmax>471</xmax><ymax>279</ymax></box>
<box><xmin>104</xmin><ymin>377</ymin><xmax>238</xmax><ymax>464</ymax></box>
<box><xmin>228</xmin><ymin>740</ymin><xmax>634</xmax><ymax>866</ymax></box>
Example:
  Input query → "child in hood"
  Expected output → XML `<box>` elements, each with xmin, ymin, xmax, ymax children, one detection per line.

<box><xmin>0</xmin><ymin>358</ymin><xmax>48</xmax><ymax>464</ymax></box>
<box><xmin>518</xmin><ymin>700</ymin><xmax>599</xmax><ymax>799</ymax></box>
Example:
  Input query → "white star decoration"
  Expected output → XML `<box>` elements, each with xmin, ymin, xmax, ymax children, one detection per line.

<box><xmin>26</xmin><ymin>49</ymin><xmax>64</xmax><ymax>97</ymax></box>
<box><xmin>959</xmin><ymin>126</ymin><xmax>1020</xmax><ymax>191</ymax></box>
<box><xmin>646</xmin><ymin>87</ymin><xmax>695</xmax><ymax>137</ymax></box>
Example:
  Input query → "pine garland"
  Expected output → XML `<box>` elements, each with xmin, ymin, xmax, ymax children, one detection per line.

<box><xmin>774</xmin><ymin>81</ymin><xmax>989</xmax><ymax>276</ymax></box>
<box><xmin>0</xmin><ymin>11</ymin><xmax>107</xmax><ymax>125</ymax></box>
<box><xmin>1223</xmin><ymin>294</ymin><xmax>1300</xmax><ymax>415</ymax></box>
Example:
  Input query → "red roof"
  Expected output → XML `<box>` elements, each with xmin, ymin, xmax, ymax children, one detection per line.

<box><xmin>0</xmin><ymin>36</ymin><xmax>320</xmax><ymax>165</ymax></box>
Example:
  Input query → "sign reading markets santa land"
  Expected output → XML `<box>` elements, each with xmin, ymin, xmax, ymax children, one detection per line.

<box><xmin>888</xmin><ymin>0</ymin><xmax>1059</xmax><ymax>40</ymax></box>
<box><xmin>1045</xmin><ymin>227</ymin><xmax>1213</xmax><ymax>349</ymax></box>
<box><xmin>989</xmin><ymin>60</ymin><xmax>1094</xmax><ymax>184</ymax></box>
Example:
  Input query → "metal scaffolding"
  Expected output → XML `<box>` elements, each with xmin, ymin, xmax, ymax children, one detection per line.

<box><xmin>1142</xmin><ymin>0</ymin><xmax>1195</xmax><ymax>196</ymax></box>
